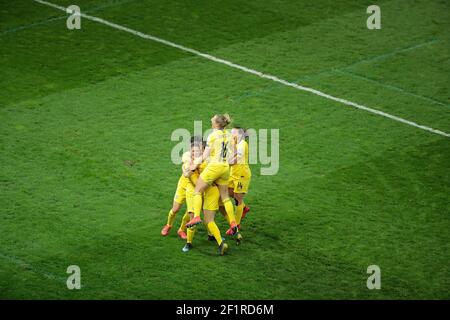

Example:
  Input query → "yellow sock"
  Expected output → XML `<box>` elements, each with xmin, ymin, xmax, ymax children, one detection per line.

<box><xmin>207</xmin><ymin>221</ymin><xmax>223</xmax><ymax>246</ymax></box>
<box><xmin>222</xmin><ymin>198</ymin><xmax>236</xmax><ymax>225</ymax></box>
<box><xmin>193</xmin><ymin>192</ymin><xmax>202</xmax><ymax>218</ymax></box>
<box><xmin>187</xmin><ymin>226</ymin><xmax>196</xmax><ymax>244</ymax></box>
<box><xmin>222</xmin><ymin>209</ymin><xmax>231</xmax><ymax>225</ymax></box>
<box><xmin>204</xmin><ymin>221</ymin><xmax>212</xmax><ymax>236</ymax></box>
<box><xmin>235</xmin><ymin>203</ymin><xmax>244</xmax><ymax>225</ymax></box>
<box><xmin>179</xmin><ymin>212</ymin><xmax>190</xmax><ymax>232</ymax></box>
<box><xmin>220</xmin><ymin>207</ymin><xmax>230</xmax><ymax>224</ymax></box>
<box><xmin>167</xmin><ymin>209</ymin><xmax>177</xmax><ymax>226</ymax></box>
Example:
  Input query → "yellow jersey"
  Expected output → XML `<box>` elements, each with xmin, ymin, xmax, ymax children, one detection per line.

<box><xmin>231</xmin><ymin>139</ymin><xmax>251</xmax><ymax>177</ymax></box>
<box><xmin>206</xmin><ymin>129</ymin><xmax>234</xmax><ymax>164</ymax></box>
<box><xmin>189</xmin><ymin>158</ymin><xmax>207</xmax><ymax>185</ymax></box>
<box><xmin>178</xmin><ymin>151</ymin><xmax>192</xmax><ymax>188</ymax></box>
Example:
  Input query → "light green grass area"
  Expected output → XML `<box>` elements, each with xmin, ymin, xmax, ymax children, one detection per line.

<box><xmin>0</xmin><ymin>0</ymin><xmax>449</xmax><ymax>299</ymax></box>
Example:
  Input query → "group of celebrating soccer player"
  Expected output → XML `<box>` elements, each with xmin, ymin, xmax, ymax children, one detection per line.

<box><xmin>160</xmin><ymin>114</ymin><xmax>251</xmax><ymax>255</ymax></box>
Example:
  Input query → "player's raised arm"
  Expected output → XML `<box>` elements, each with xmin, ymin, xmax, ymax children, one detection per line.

<box><xmin>202</xmin><ymin>145</ymin><xmax>211</xmax><ymax>162</ymax></box>
<box><xmin>183</xmin><ymin>165</ymin><xmax>193</xmax><ymax>177</ymax></box>
<box><xmin>190</xmin><ymin>134</ymin><xmax>211</xmax><ymax>170</ymax></box>
<box><xmin>189</xmin><ymin>151</ymin><xmax>205</xmax><ymax>171</ymax></box>
<box><xmin>234</xmin><ymin>128</ymin><xmax>246</xmax><ymax>163</ymax></box>
<box><xmin>182</xmin><ymin>150</ymin><xmax>193</xmax><ymax>177</ymax></box>
<box><xmin>228</xmin><ymin>130</ymin><xmax>240</xmax><ymax>165</ymax></box>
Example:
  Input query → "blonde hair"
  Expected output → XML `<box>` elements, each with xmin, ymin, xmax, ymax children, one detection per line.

<box><xmin>211</xmin><ymin>114</ymin><xmax>232</xmax><ymax>129</ymax></box>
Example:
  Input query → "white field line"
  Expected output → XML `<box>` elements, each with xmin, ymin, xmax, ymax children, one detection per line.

<box><xmin>335</xmin><ymin>69</ymin><xmax>449</xmax><ymax>107</ymax></box>
<box><xmin>230</xmin><ymin>40</ymin><xmax>443</xmax><ymax>105</ymax></box>
<box><xmin>33</xmin><ymin>0</ymin><xmax>450</xmax><ymax>138</ymax></box>
<box><xmin>0</xmin><ymin>252</ymin><xmax>67</xmax><ymax>284</ymax></box>
<box><xmin>0</xmin><ymin>252</ymin><xmax>88</xmax><ymax>289</ymax></box>
<box><xmin>0</xmin><ymin>15</ymin><xmax>66</xmax><ymax>36</ymax></box>
<box><xmin>345</xmin><ymin>39</ymin><xmax>440</xmax><ymax>69</ymax></box>
<box><xmin>1</xmin><ymin>0</ymin><xmax>139</xmax><ymax>36</ymax></box>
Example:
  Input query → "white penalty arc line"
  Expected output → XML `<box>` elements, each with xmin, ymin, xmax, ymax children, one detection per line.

<box><xmin>33</xmin><ymin>0</ymin><xmax>450</xmax><ymax>138</ymax></box>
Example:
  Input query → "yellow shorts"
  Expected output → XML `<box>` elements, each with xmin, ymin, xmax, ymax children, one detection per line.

<box><xmin>185</xmin><ymin>182</ymin><xmax>195</xmax><ymax>213</ymax></box>
<box><xmin>200</xmin><ymin>163</ymin><xmax>230</xmax><ymax>185</ymax></box>
<box><xmin>229</xmin><ymin>167</ymin><xmax>251</xmax><ymax>194</ymax></box>
<box><xmin>229</xmin><ymin>176</ymin><xmax>251</xmax><ymax>194</ymax></box>
<box><xmin>203</xmin><ymin>185</ymin><xmax>219</xmax><ymax>211</ymax></box>
<box><xmin>173</xmin><ymin>176</ymin><xmax>191</xmax><ymax>205</ymax></box>
<box><xmin>173</xmin><ymin>185</ymin><xmax>186</xmax><ymax>204</ymax></box>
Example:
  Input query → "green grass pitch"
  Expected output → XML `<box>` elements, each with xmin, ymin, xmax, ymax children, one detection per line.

<box><xmin>0</xmin><ymin>0</ymin><xmax>449</xmax><ymax>299</ymax></box>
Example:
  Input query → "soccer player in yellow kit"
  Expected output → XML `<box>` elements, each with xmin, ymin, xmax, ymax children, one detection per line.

<box><xmin>229</xmin><ymin>127</ymin><xmax>251</xmax><ymax>229</ymax></box>
<box><xmin>182</xmin><ymin>178</ymin><xmax>223</xmax><ymax>253</ymax></box>
<box><xmin>181</xmin><ymin>140</ymin><xmax>204</xmax><ymax>251</ymax></box>
<box><xmin>160</xmin><ymin>139</ymin><xmax>198</xmax><ymax>239</ymax></box>
<box><xmin>186</xmin><ymin>114</ymin><xmax>238</xmax><ymax>255</ymax></box>
<box><xmin>182</xmin><ymin>141</ymin><xmax>228</xmax><ymax>255</ymax></box>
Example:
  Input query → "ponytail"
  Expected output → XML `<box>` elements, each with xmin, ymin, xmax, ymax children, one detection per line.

<box><xmin>212</xmin><ymin>114</ymin><xmax>232</xmax><ymax>128</ymax></box>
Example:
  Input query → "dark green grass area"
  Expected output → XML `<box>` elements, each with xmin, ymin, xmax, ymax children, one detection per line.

<box><xmin>0</xmin><ymin>0</ymin><xmax>449</xmax><ymax>299</ymax></box>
